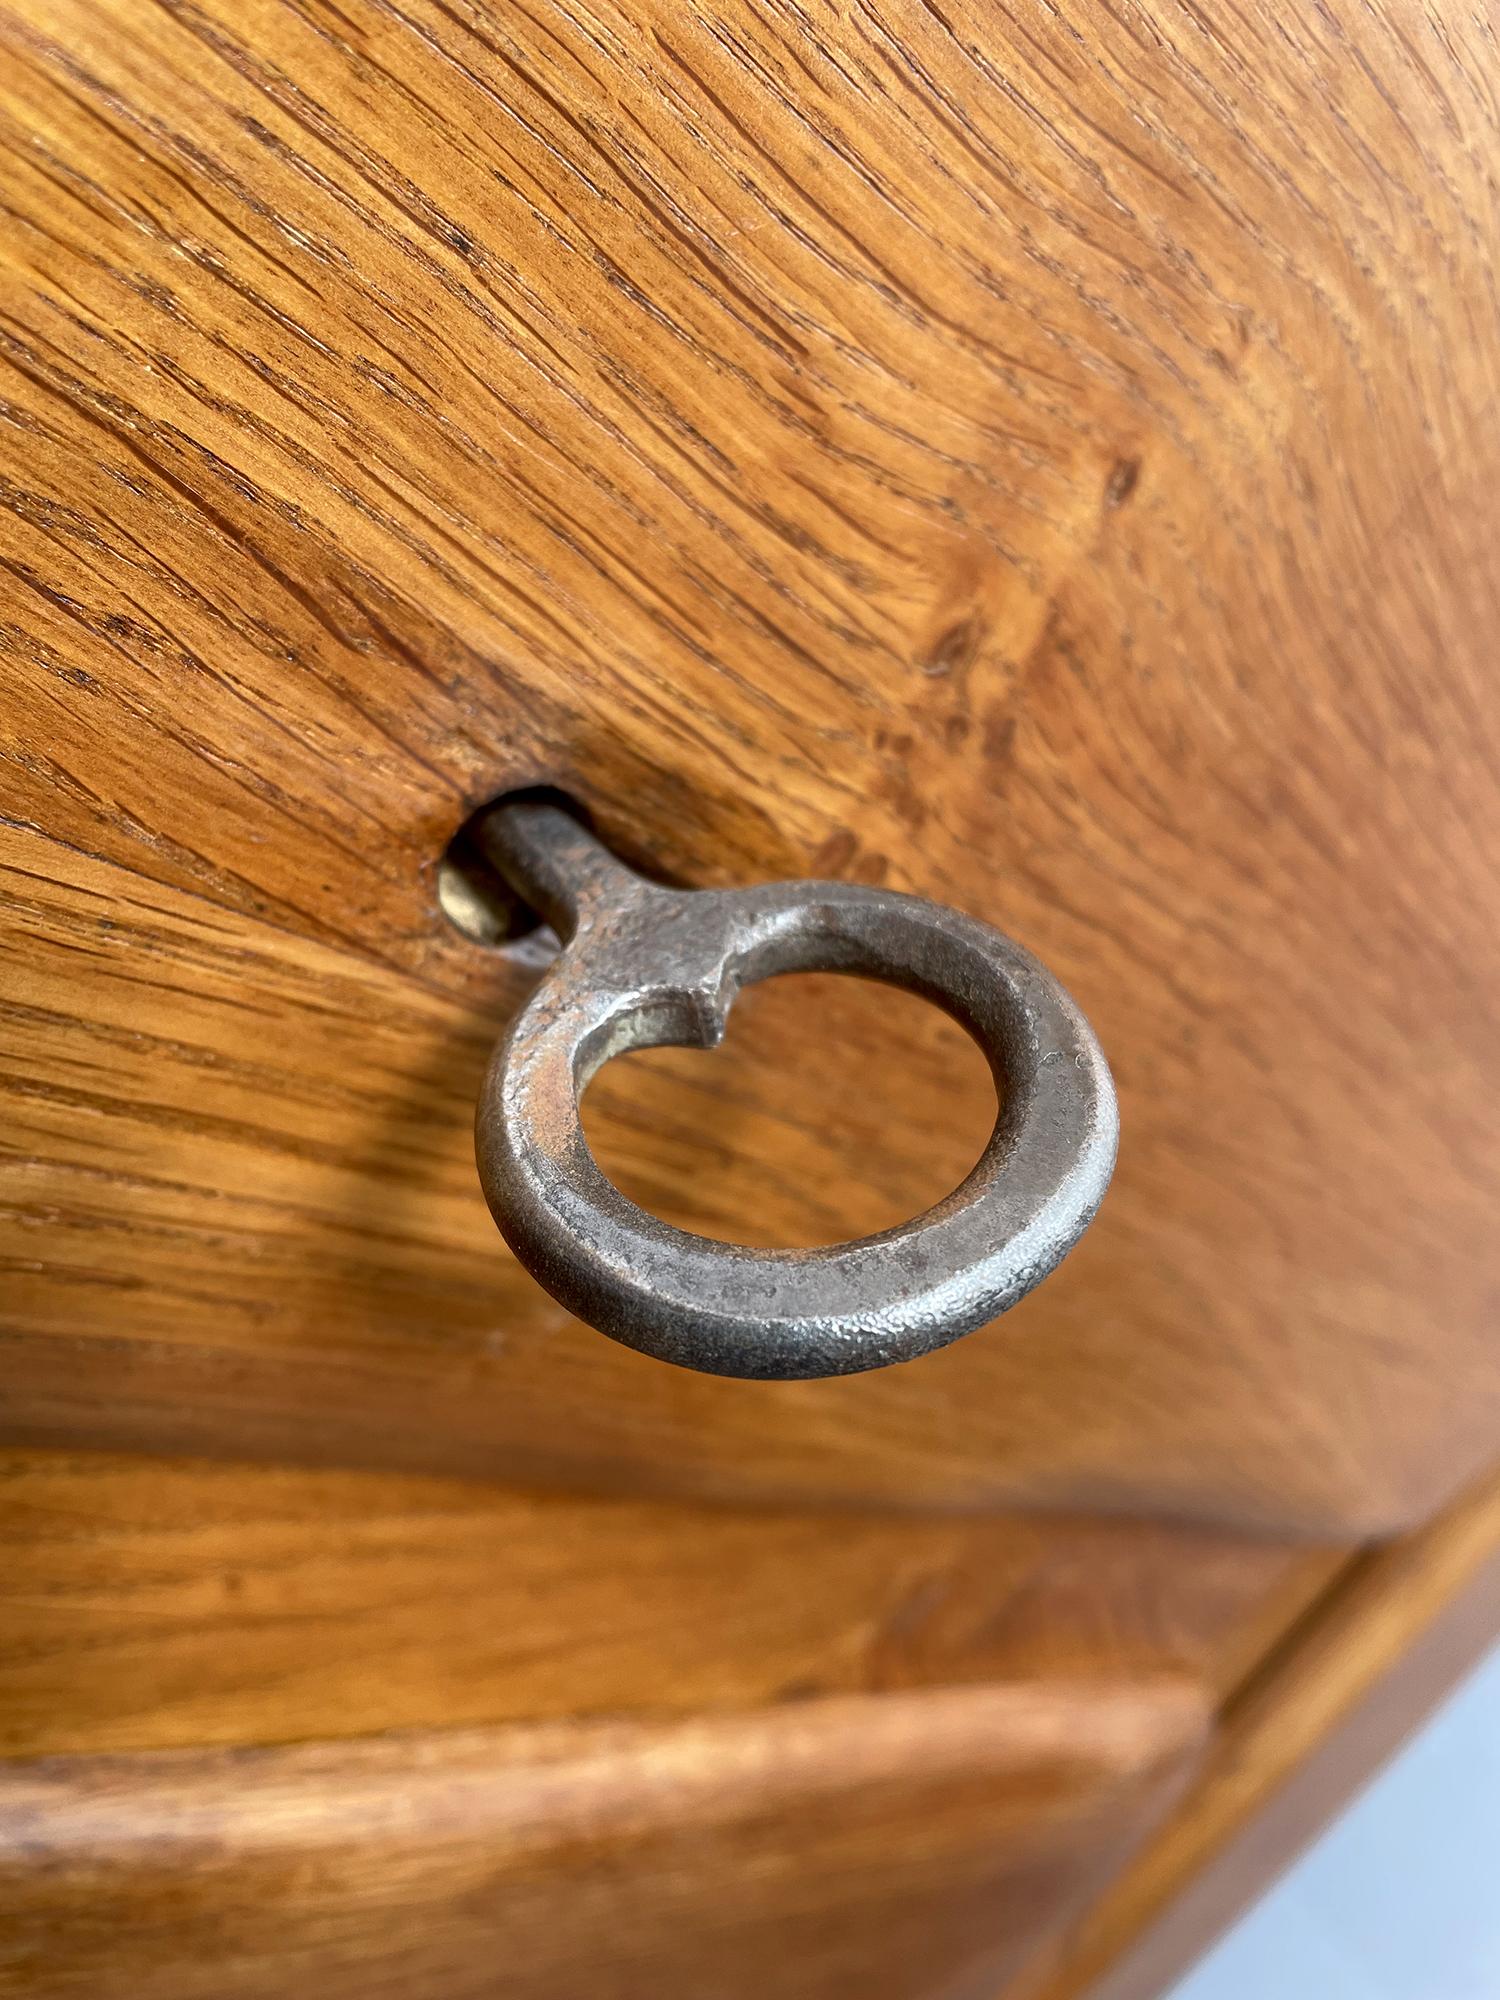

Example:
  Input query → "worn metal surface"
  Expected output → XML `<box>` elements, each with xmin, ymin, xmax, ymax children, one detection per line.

<box><xmin>473</xmin><ymin>798</ymin><xmax>1118</xmax><ymax>1380</ymax></box>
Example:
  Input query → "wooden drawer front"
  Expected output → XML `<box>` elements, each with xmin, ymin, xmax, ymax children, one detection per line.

<box><xmin>0</xmin><ymin>1450</ymin><xmax>1338</xmax><ymax>1760</ymax></box>
<box><xmin>3</xmin><ymin>0</ymin><xmax>1498</xmax><ymax>1534</ymax></box>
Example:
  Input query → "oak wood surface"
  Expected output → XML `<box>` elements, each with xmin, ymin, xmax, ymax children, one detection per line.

<box><xmin>0</xmin><ymin>1446</ymin><xmax>1340</xmax><ymax>1758</ymax></box>
<box><xmin>0</xmin><ymin>1680</ymin><xmax>1206</xmax><ymax>2000</ymax></box>
<box><xmin>3</xmin><ymin>0</ymin><xmax>1499</xmax><ymax>1533</ymax></box>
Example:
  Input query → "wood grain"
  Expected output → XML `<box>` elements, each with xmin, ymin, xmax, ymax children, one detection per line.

<box><xmin>0</xmin><ymin>1447</ymin><xmax>1339</xmax><ymax>1758</ymax></box>
<box><xmin>2</xmin><ymin>0</ymin><xmax>1498</xmax><ymax>1531</ymax></box>
<box><xmin>0</xmin><ymin>1680</ymin><xmax>1206</xmax><ymax>2000</ymax></box>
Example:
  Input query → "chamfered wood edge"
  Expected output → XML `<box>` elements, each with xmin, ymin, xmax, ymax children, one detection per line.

<box><xmin>1009</xmin><ymin>1466</ymin><xmax>1500</xmax><ymax>2000</ymax></box>
<box><xmin>0</xmin><ymin>1678</ymin><xmax>1210</xmax><ymax>1847</ymax></box>
<box><xmin>0</xmin><ymin>1679</ymin><xmax>1210</xmax><ymax>2000</ymax></box>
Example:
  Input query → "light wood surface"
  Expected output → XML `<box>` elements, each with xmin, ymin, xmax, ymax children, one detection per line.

<box><xmin>1016</xmin><ymin>1469</ymin><xmax>1500</xmax><ymax>2000</ymax></box>
<box><xmin>4</xmin><ymin>0</ymin><xmax>1498</xmax><ymax>1533</ymax></box>
<box><xmin>2</xmin><ymin>5</ymin><xmax>1496</xmax><ymax>1993</ymax></box>
<box><xmin>0</xmin><ymin>1679</ymin><xmax>1206</xmax><ymax>2000</ymax></box>
<box><xmin>0</xmin><ymin>1447</ymin><xmax>1339</xmax><ymax>1758</ymax></box>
